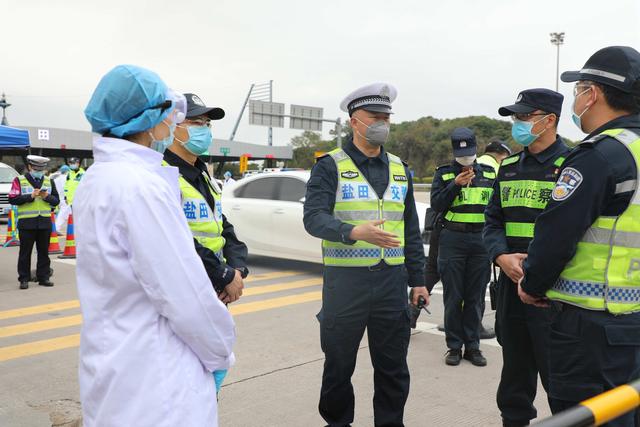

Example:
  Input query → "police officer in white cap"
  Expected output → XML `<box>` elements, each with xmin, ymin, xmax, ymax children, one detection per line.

<box><xmin>8</xmin><ymin>155</ymin><xmax>59</xmax><ymax>289</ymax></box>
<box><xmin>304</xmin><ymin>83</ymin><xmax>428</xmax><ymax>426</ymax></box>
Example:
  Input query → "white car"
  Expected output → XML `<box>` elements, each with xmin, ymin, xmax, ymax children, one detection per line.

<box><xmin>222</xmin><ymin>170</ymin><xmax>429</xmax><ymax>263</ymax></box>
<box><xmin>0</xmin><ymin>162</ymin><xmax>19</xmax><ymax>218</ymax></box>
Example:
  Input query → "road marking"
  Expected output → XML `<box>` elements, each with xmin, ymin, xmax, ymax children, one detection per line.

<box><xmin>0</xmin><ymin>300</ymin><xmax>80</xmax><ymax>320</ymax></box>
<box><xmin>244</xmin><ymin>278</ymin><xmax>321</xmax><ymax>296</ymax></box>
<box><xmin>0</xmin><ymin>271</ymin><xmax>315</xmax><ymax>321</ymax></box>
<box><xmin>0</xmin><ymin>290</ymin><xmax>323</xmax><ymax>362</ymax></box>
<box><xmin>0</xmin><ymin>334</ymin><xmax>80</xmax><ymax>362</ymax></box>
<box><xmin>414</xmin><ymin>321</ymin><xmax>500</xmax><ymax>348</ymax></box>
<box><xmin>230</xmin><ymin>291</ymin><xmax>321</xmax><ymax>315</ymax></box>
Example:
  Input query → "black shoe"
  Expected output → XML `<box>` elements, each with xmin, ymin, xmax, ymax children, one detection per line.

<box><xmin>38</xmin><ymin>280</ymin><xmax>54</xmax><ymax>287</ymax></box>
<box><xmin>463</xmin><ymin>348</ymin><xmax>487</xmax><ymax>366</ymax></box>
<box><xmin>19</xmin><ymin>281</ymin><xmax>29</xmax><ymax>290</ymax></box>
<box><xmin>445</xmin><ymin>349</ymin><xmax>462</xmax><ymax>366</ymax></box>
<box><xmin>503</xmin><ymin>419</ymin><xmax>530</xmax><ymax>427</ymax></box>
<box><xmin>480</xmin><ymin>325</ymin><xmax>496</xmax><ymax>339</ymax></box>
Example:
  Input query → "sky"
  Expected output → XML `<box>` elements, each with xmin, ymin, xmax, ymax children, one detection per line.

<box><xmin>2</xmin><ymin>0</ymin><xmax>640</xmax><ymax>146</ymax></box>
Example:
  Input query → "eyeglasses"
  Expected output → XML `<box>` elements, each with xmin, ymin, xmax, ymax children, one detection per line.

<box><xmin>510</xmin><ymin>113</ymin><xmax>549</xmax><ymax>122</ymax></box>
<box><xmin>573</xmin><ymin>84</ymin><xmax>592</xmax><ymax>97</ymax></box>
<box><xmin>184</xmin><ymin>119</ymin><xmax>211</xmax><ymax>128</ymax></box>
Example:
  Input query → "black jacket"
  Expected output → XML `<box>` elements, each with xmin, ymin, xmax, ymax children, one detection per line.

<box><xmin>522</xmin><ymin>114</ymin><xmax>640</xmax><ymax>297</ymax></box>
<box><xmin>163</xmin><ymin>150</ymin><xmax>249</xmax><ymax>292</ymax></box>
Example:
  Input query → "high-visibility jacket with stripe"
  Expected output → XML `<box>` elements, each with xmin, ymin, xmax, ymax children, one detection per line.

<box><xmin>162</xmin><ymin>161</ymin><xmax>225</xmax><ymax>260</ymax></box>
<box><xmin>547</xmin><ymin>129</ymin><xmax>640</xmax><ymax>314</ymax></box>
<box><xmin>477</xmin><ymin>153</ymin><xmax>501</xmax><ymax>174</ymax></box>
<box><xmin>439</xmin><ymin>164</ymin><xmax>495</xmax><ymax>224</ymax></box>
<box><xmin>16</xmin><ymin>175</ymin><xmax>52</xmax><ymax>220</ymax></box>
<box><xmin>498</xmin><ymin>150</ymin><xmax>567</xmax><ymax>251</ymax></box>
<box><xmin>322</xmin><ymin>148</ymin><xmax>408</xmax><ymax>267</ymax></box>
<box><xmin>64</xmin><ymin>168</ymin><xmax>85</xmax><ymax>205</ymax></box>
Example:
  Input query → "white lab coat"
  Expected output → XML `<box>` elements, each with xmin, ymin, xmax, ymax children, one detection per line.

<box><xmin>74</xmin><ymin>137</ymin><xmax>235</xmax><ymax>427</ymax></box>
<box><xmin>53</xmin><ymin>174</ymin><xmax>70</xmax><ymax>232</ymax></box>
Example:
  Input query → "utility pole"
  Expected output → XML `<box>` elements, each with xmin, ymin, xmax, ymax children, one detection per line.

<box><xmin>0</xmin><ymin>93</ymin><xmax>11</xmax><ymax>126</ymax></box>
<box><xmin>550</xmin><ymin>32</ymin><xmax>565</xmax><ymax>92</ymax></box>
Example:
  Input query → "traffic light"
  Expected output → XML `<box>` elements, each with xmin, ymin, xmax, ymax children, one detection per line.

<box><xmin>239</xmin><ymin>155</ymin><xmax>249</xmax><ymax>173</ymax></box>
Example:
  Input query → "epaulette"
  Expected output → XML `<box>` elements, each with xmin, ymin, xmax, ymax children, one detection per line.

<box><xmin>500</xmin><ymin>152</ymin><xmax>523</xmax><ymax>167</ymax></box>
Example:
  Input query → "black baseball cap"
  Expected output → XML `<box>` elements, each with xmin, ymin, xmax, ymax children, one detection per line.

<box><xmin>451</xmin><ymin>127</ymin><xmax>477</xmax><ymax>157</ymax></box>
<box><xmin>485</xmin><ymin>140</ymin><xmax>512</xmax><ymax>156</ymax></box>
<box><xmin>184</xmin><ymin>93</ymin><xmax>225</xmax><ymax>120</ymax></box>
<box><xmin>561</xmin><ymin>46</ymin><xmax>640</xmax><ymax>95</ymax></box>
<box><xmin>498</xmin><ymin>88</ymin><xmax>563</xmax><ymax>117</ymax></box>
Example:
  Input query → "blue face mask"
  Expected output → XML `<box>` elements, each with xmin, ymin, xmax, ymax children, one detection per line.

<box><xmin>182</xmin><ymin>126</ymin><xmax>212</xmax><ymax>156</ymax></box>
<box><xmin>511</xmin><ymin>115</ymin><xmax>549</xmax><ymax>146</ymax></box>
<box><xmin>571</xmin><ymin>87</ymin><xmax>592</xmax><ymax>133</ymax></box>
<box><xmin>31</xmin><ymin>171</ymin><xmax>44</xmax><ymax>179</ymax></box>
<box><xmin>148</xmin><ymin>121</ymin><xmax>175</xmax><ymax>154</ymax></box>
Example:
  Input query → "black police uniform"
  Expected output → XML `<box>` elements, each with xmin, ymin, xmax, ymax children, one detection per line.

<box><xmin>304</xmin><ymin>138</ymin><xmax>425</xmax><ymax>427</ymax></box>
<box><xmin>9</xmin><ymin>174</ymin><xmax>60</xmax><ymax>283</ymax></box>
<box><xmin>522</xmin><ymin>114</ymin><xmax>640</xmax><ymax>423</ymax></box>
<box><xmin>163</xmin><ymin>150</ymin><xmax>249</xmax><ymax>291</ymax></box>
<box><xmin>431</xmin><ymin>159</ymin><xmax>494</xmax><ymax>353</ymax></box>
<box><xmin>484</xmin><ymin>136</ymin><xmax>569</xmax><ymax>426</ymax></box>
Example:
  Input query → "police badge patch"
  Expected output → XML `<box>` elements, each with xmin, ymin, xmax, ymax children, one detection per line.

<box><xmin>552</xmin><ymin>167</ymin><xmax>583</xmax><ymax>201</ymax></box>
<box><xmin>341</xmin><ymin>171</ymin><xmax>359</xmax><ymax>179</ymax></box>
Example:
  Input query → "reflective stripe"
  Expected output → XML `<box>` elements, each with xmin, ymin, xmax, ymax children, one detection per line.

<box><xmin>442</xmin><ymin>173</ymin><xmax>455</xmax><ymax>181</ymax></box>
<box><xmin>605</xmin><ymin>129</ymin><xmax>640</xmax><ymax>145</ymax></box>
<box><xmin>556</xmin><ymin>279</ymin><xmax>606</xmax><ymax>298</ymax></box>
<box><xmin>324</xmin><ymin>248</ymin><xmax>382</xmax><ymax>259</ymax></box>
<box><xmin>334</xmin><ymin>210</ymin><xmax>403</xmax><ymax>221</ymax></box>
<box><xmin>19</xmin><ymin>210</ymin><xmax>49</xmax><ymax>216</ymax></box>
<box><xmin>581</xmin><ymin>226</ymin><xmax>640</xmax><ymax>249</ymax></box>
<box><xmin>501</xmin><ymin>155</ymin><xmax>520</xmax><ymax>167</ymax></box>
<box><xmin>445</xmin><ymin>211</ymin><xmax>485</xmax><ymax>223</ymax></box>
<box><xmin>191</xmin><ymin>230</ymin><xmax>223</xmax><ymax>239</ymax></box>
<box><xmin>483</xmin><ymin>171</ymin><xmax>496</xmax><ymax>179</ymax></box>
<box><xmin>581</xmin><ymin>68</ymin><xmax>626</xmax><ymax>83</ymax></box>
<box><xmin>505</xmin><ymin>222</ymin><xmax>535</xmax><ymax>238</ymax></box>
<box><xmin>616</xmin><ymin>180</ymin><xmax>637</xmax><ymax>194</ymax></box>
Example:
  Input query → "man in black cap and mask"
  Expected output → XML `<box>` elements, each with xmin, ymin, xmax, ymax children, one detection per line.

<box><xmin>304</xmin><ymin>82</ymin><xmax>428</xmax><ymax>427</ymax></box>
<box><xmin>518</xmin><ymin>46</ymin><xmax>640</xmax><ymax>425</ymax></box>
<box><xmin>484</xmin><ymin>88</ymin><xmax>569</xmax><ymax>426</ymax></box>
<box><xmin>431</xmin><ymin>128</ymin><xmax>496</xmax><ymax>367</ymax></box>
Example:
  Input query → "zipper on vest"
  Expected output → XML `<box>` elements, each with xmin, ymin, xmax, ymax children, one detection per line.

<box><xmin>379</xmin><ymin>198</ymin><xmax>384</xmax><ymax>261</ymax></box>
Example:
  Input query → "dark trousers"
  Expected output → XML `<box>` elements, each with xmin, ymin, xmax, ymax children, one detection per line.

<box><xmin>437</xmin><ymin>229</ymin><xmax>489</xmax><ymax>350</ymax></box>
<box><xmin>318</xmin><ymin>265</ymin><xmax>410</xmax><ymax>427</ymax></box>
<box><xmin>17</xmin><ymin>227</ymin><xmax>51</xmax><ymax>283</ymax></box>
<box><xmin>548</xmin><ymin>305</ymin><xmax>640</xmax><ymax>427</ymax></box>
<box><xmin>424</xmin><ymin>223</ymin><xmax>442</xmax><ymax>291</ymax></box>
<box><xmin>495</xmin><ymin>273</ymin><xmax>554</xmax><ymax>425</ymax></box>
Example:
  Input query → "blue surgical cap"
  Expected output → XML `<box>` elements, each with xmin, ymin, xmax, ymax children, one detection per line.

<box><xmin>224</xmin><ymin>171</ymin><xmax>232</xmax><ymax>177</ymax></box>
<box><xmin>59</xmin><ymin>165</ymin><xmax>70</xmax><ymax>173</ymax></box>
<box><xmin>84</xmin><ymin>65</ymin><xmax>172</xmax><ymax>138</ymax></box>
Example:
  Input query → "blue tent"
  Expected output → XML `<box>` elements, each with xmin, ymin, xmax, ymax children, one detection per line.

<box><xmin>0</xmin><ymin>125</ymin><xmax>30</xmax><ymax>149</ymax></box>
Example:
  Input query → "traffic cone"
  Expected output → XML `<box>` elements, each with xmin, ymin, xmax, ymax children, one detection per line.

<box><xmin>3</xmin><ymin>207</ymin><xmax>19</xmax><ymax>247</ymax></box>
<box><xmin>48</xmin><ymin>212</ymin><xmax>63</xmax><ymax>254</ymax></box>
<box><xmin>58</xmin><ymin>211</ymin><xmax>76</xmax><ymax>259</ymax></box>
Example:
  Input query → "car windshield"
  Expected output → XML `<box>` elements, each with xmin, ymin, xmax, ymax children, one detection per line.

<box><xmin>0</xmin><ymin>167</ymin><xmax>18</xmax><ymax>184</ymax></box>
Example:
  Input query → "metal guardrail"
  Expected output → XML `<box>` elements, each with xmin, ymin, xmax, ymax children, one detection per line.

<box><xmin>413</xmin><ymin>183</ymin><xmax>432</xmax><ymax>191</ymax></box>
<box><xmin>533</xmin><ymin>379</ymin><xmax>640</xmax><ymax>426</ymax></box>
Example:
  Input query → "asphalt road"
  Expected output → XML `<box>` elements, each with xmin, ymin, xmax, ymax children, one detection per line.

<box><xmin>0</xmin><ymin>241</ymin><xmax>551</xmax><ymax>426</ymax></box>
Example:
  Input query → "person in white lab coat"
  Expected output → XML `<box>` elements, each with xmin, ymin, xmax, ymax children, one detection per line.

<box><xmin>52</xmin><ymin>165</ymin><xmax>70</xmax><ymax>233</ymax></box>
<box><xmin>75</xmin><ymin>64</ymin><xmax>236</xmax><ymax>427</ymax></box>
<box><xmin>223</xmin><ymin>170</ymin><xmax>236</xmax><ymax>187</ymax></box>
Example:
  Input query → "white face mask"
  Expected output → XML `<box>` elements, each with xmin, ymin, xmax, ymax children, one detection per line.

<box><xmin>455</xmin><ymin>155</ymin><xmax>476</xmax><ymax>166</ymax></box>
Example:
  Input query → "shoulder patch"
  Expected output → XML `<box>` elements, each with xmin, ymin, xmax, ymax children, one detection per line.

<box><xmin>500</xmin><ymin>153</ymin><xmax>522</xmax><ymax>167</ymax></box>
<box><xmin>341</xmin><ymin>170</ymin><xmax>359</xmax><ymax>179</ymax></box>
<box><xmin>552</xmin><ymin>167</ymin><xmax>583</xmax><ymax>201</ymax></box>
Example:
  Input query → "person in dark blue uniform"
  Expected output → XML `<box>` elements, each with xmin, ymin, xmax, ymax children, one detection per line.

<box><xmin>518</xmin><ymin>46</ymin><xmax>640</xmax><ymax>426</ymax></box>
<box><xmin>484</xmin><ymin>89</ymin><xmax>569</xmax><ymax>427</ymax></box>
<box><xmin>431</xmin><ymin>128</ymin><xmax>495</xmax><ymax>366</ymax></box>
<box><xmin>304</xmin><ymin>83</ymin><xmax>428</xmax><ymax>427</ymax></box>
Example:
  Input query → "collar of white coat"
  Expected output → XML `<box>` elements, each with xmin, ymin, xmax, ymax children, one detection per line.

<box><xmin>93</xmin><ymin>136</ymin><xmax>163</xmax><ymax>168</ymax></box>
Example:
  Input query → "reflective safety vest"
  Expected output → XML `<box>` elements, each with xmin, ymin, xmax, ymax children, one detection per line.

<box><xmin>498</xmin><ymin>152</ymin><xmax>566</xmax><ymax>250</ymax></box>
<box><xmin>477</xmin><ymin>154</ymin><xmax>500</xmax><ymax>174</ymax></box>
<box><xmin>441</xmin><ymin>166</ymin><xmax>495</xmax><ymax>224</ymax></box>
<box><xmin>548</xmin><ymin>129</ymin><xmax>640</xmax><ymax>314</ymax></box>
<box><xmin>322</xmin><ymin>148</ymin><xmax>408</xmax><ymax>267</ymax></box>
<box><xmin>17</xmin><ymin>175</ymin><xmax>52</xmax><ymax>220</ymax></box>
<box><xmin>162</xmin><ymin>161</ymin><xmax>225</xmax><ymax>260</ymax></box>
<box><xmin>64</xmin><ymin>168</ymin><xmax>85</xmax><ymax>206</ymax></box>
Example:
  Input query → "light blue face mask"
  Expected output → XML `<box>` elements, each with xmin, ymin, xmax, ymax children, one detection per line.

<box><xmin>511</xmin><ymin>115</ymin><xmax>549</xmax><ymax>146</ymax></box>
<box><xmin>181</xmin><ymin>125</ymin><xmax>212</xmax><ymax>156</ymax></box>
<box><xmin>571</xmin><ymin>87</ymin><xmax>592</xmax><ymax>133</ymax></box>
<box><xmin>148</xmin><ymin>121</ymin><xmax>175</xmax><ymax>154</ymax></box>
<box><xmin>31</xmin><ymin>171</ymin><xmax>45</xmax><ymax>179</ymax></box>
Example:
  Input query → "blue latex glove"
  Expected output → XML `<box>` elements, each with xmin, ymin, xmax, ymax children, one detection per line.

<box><xmin>213</xmin><ymin>370</ymin><xmax>228</xmax><ymax>394</ymax></box>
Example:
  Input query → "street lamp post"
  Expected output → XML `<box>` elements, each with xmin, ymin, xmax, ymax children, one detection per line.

<box><xmin>0</xmin><ymin>93</ymin><xmax>10</xmax><ymax>126</ymax></box>
<box><xmin>550</xmin><ymin>32</ymin><xmax>565</xmax><ymax>92</ymax></box>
